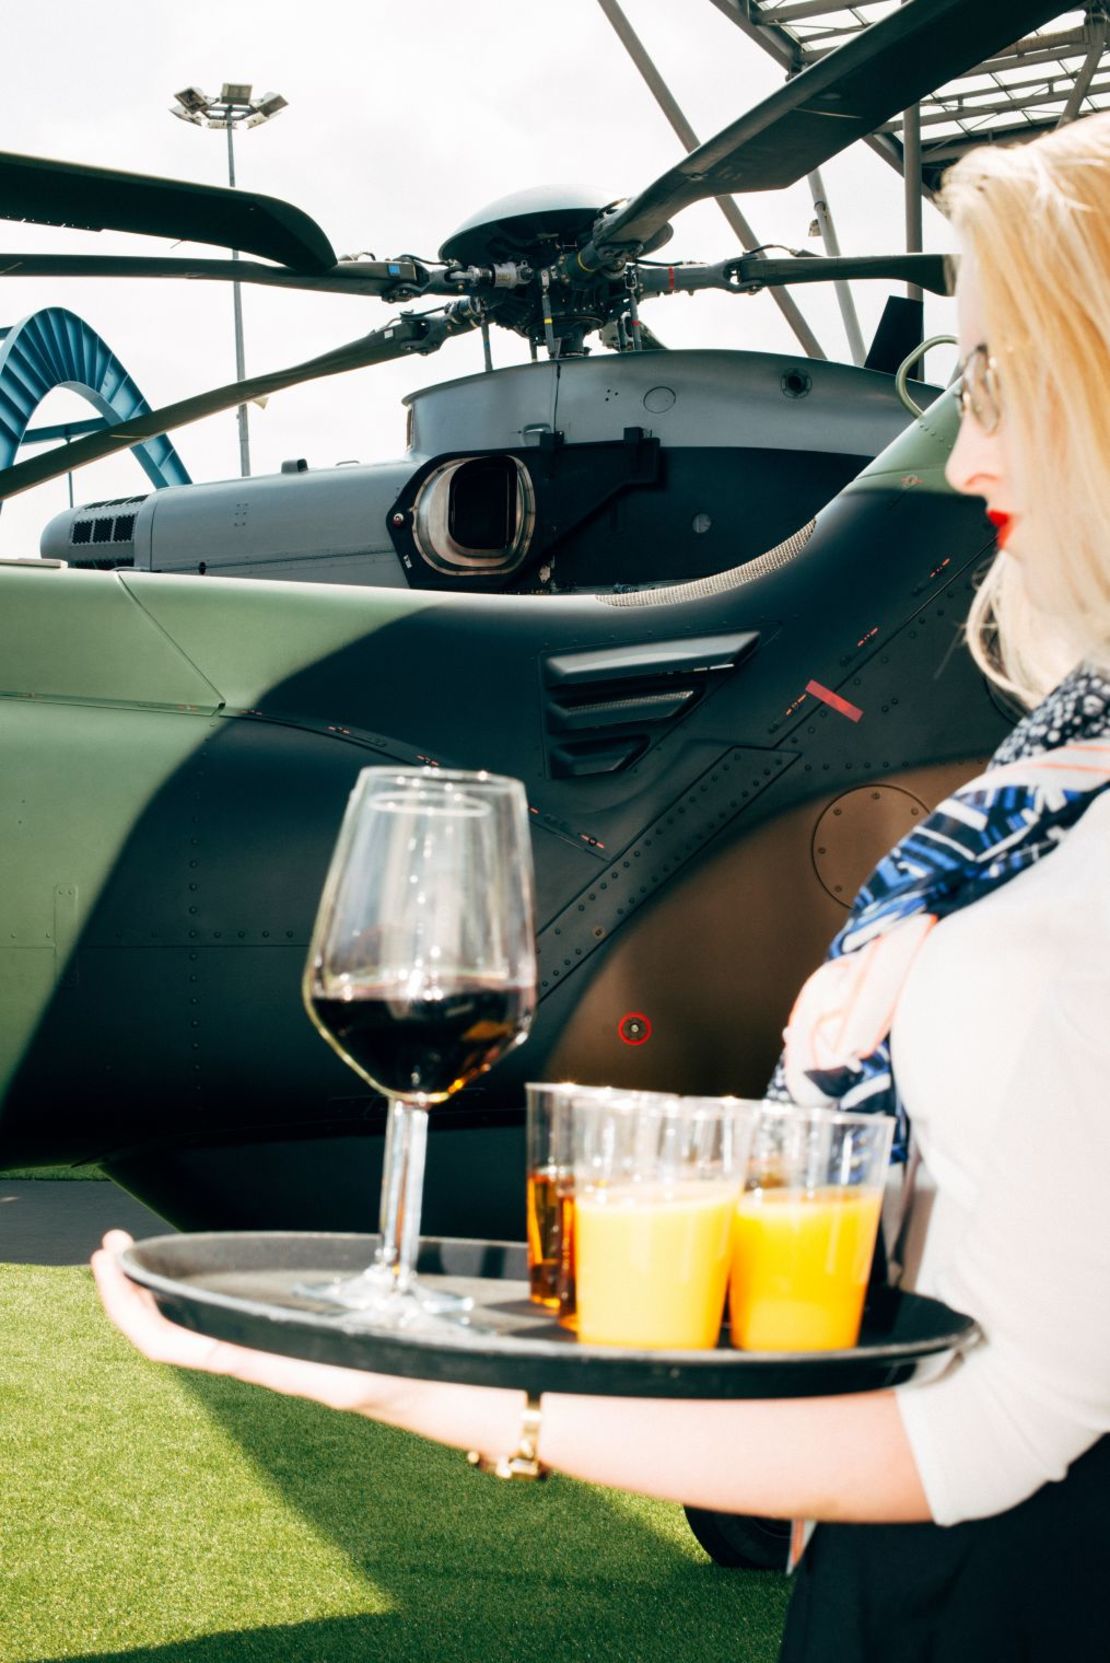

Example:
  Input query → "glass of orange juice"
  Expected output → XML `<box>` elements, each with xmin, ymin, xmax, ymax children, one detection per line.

<box><xmin>573</xmin><ymin>1094</ymin><xmax>755</xmax><ymax>1350</ymax></box>
<box><xmin>729</xmin><ymin>1104</ymin><xmax>894</xmax><ymax>1352</ymax></box>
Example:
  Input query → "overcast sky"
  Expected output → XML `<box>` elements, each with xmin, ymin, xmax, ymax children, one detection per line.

<box><xmin>0</xmin><ymin>0</ymin><xmax>959</xmax><ymax>556</ymax></box>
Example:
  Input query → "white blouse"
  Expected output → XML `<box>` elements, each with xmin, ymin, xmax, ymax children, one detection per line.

<box><xmin>891</xmin><ymin>788</ymin><xmax>1110</xmax><ymax>1525</ymax></box>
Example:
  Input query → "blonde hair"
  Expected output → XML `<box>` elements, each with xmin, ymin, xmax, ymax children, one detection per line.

<box><xmin>940</xmin><ymin>112</ymin><xmax>1110</xmax><ymax>706</ymax></box>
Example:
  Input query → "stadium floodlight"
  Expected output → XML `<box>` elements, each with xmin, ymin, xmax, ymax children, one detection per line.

<box><xmin>173</xmin><ymin>85</ymin><xmax>209</xmax><ymax>114</ymax></box>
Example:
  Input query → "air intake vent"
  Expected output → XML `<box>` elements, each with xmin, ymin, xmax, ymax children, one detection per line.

<box><xmin>71</xmin><ymin>512</ymin><xmax>137</xmax><ymax>547</ymax></box>
<box><xmin>542</xmin><ymin>631</ymin><xmax>758</xmax><ymax>778</ymax></box>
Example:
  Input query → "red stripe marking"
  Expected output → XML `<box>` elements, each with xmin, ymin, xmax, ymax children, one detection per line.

<box><xmin>806</xmin><ymin>679</ymin><xmax>863</xmax><ymax>723</ymax></box>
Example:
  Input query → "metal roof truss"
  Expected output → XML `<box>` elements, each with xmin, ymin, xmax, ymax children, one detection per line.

<box><xmin>710</xmin><ymin>3</ymin><xmax>1110</xmax><ymax>192</ymax></box>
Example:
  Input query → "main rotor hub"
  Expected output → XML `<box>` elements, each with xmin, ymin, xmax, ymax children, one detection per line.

<box><xmin>439</xmin><ymin>186</ymin><xmax>618</xmax><ymax>268</ymax></box>
<box><xmin>440</xmin><ymin>186</ymin><xmax>673</xmax><ymax>355</ymax></box>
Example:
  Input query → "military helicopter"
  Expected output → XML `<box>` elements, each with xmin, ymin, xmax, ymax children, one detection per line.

<box><xmin>1</xmin><ymin>0</ymin><xmax>1004</xmax><ymax>593</ymax></box>
<box><xmin>0</xmin><ymin>0</ymin><xmax>1062</xmax><ymax>1244</ymax></box>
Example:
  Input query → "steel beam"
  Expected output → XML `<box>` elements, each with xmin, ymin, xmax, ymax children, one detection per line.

<box><xmin>1058</xmin><ymin>17</ymin><xmax>1108</xmax><ymax>122</ymax></box>
<box><xmin>918</xmin><ymin>126</ymin><xmax>1050</xmax><ymax>177</ymax></box>
<box><xmin>807</xmin><ymin>167</ymin><xmax>866</xmax><ymax>363</ymax></box>
<box><xmin>806</xmin><ymin>28</ymin><xmax>1092</xmax><ymax>66</ymax></box>
<box><xmin>880</xmin><ymin>78</ymin><xmax>1110</xmax><ymax>126</ymax></box>
<box><xmin>968</xmin><ymin>37</ymin><xmax>1096</xmax><ymax>75</ymax></box>
<box><xmin>911</xmin><ymin>61</ymin><xmax>1109</xmax><ymax>104</ymax></box>
<box><xmin>756</xmin><ymin>0</ymin><xmax>877</xmax><ymax>21</ymax></box>
<box><xmin>999</xmin><ymin>22</ymin><xmax>1106</xmax><ymax>58</ymax></box>
<box><xmin>886</xmin><ymin>62</ymin><xmax>1101</xmax><ymax>108</ymax></box>
<box><xmin>597</xmin><ymin>0</ymin><xmax>826</xmax><ymax>358</ymax></box>
<box><xmin>902</xmin><ymin>103</ymin><xmax>923</xmax><ymax>305</ymax></box>
<box><xmin>703</xmin><ymin>0</ymin><xmax>802</xmax><ymax>71</ymax></box>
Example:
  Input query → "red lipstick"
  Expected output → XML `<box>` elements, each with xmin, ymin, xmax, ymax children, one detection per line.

<box><xmin>987</xmin><ymin>510</ymin><xmax>1014</xmax><ymax>548</ymax></box>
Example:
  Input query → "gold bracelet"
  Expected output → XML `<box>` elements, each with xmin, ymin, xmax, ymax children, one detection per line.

<box><xmin>467</xmin><ymin>1393</ymin><xmax>548</xmax><ymax>1481</ymax></box>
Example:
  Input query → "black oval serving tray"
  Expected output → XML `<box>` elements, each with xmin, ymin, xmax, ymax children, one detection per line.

<box><xmin>121</xmin><ymin>1231</ymin><xmax>978</xmax><ymax>1400</ymax></box>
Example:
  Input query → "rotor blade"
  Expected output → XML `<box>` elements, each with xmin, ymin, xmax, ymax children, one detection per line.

<box><xmin>637</xmin><ymin>251</ymin><xmax>953</xmax><ymax>298</ymax></box>
<box><xmin>584</xmin><ymin>0</ymin><xmax>1061</xmax><ymax>258</ymax></box>
<box><xmin>0</xmin><ymin>252</ymin><xmax>425</xmax><ymax>297</ymax></box>
<box><xmin>0</xmin><ymin>305</ymin><xmax>479</xmax><ymax>503</ymax></box>
<box><xmin>737</xmin><ymin>253</ymin><xmax>954</xmax><ymax>296</ymax></box>
<box><xmin>0</xmin><ymin>151</ymin><xmax>337</xmax><ymax>271</ymax></box>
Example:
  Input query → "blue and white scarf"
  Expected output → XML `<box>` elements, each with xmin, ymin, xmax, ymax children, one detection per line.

<box><xmin>767</xmin><ymin>664</ymin><xmax>1110</xmax><ymax>1161</ymax></box>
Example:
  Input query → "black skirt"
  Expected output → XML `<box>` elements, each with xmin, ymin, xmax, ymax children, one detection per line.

<box><xmin>778</xmin><ymin>1435</ymin><xmax>1110</xmax><ymax>1663</ymax></box>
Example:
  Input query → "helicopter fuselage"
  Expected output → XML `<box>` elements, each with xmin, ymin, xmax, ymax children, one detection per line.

<box><xmin>41</xmin><ymin>350</ymin><xmax>938</xmax><ymax>595</ymax></box>
<box><xmin>3</xmin><ymin>392</ymin><xmax>1007</xmax><ymax>1243</ymax></box>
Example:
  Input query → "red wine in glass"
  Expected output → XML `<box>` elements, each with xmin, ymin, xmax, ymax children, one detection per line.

<box><xmin>301</xmin><ymin>767</ymin><xmax>536</xmax><ymax>1326</ymax></box>
<box><xmin>310</xmin><ymin>984</ymin><xmax>533</xmax><ymax>1101</ymax></box>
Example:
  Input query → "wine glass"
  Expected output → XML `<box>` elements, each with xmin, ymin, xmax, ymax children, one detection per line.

<box><xmin>302</xmin><ymin>767</ymin><xmax>536</xmax><ymax>1326</ymax></box>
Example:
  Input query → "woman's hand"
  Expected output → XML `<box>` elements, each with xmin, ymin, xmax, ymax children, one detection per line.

<box><xmin>92</xmin><ymin>1230</ymin><xmax>535</xmax><ymax>1466</ymax></box>
<box><xmin>91</xmin><ymin>1230</ymin><xmax>391</xmax><ymax>1413</ymax></box>
<box><xmin>92</xmin><ymin>1232</ymin><xmax>930</xmax><ymax>1520</ymax></box>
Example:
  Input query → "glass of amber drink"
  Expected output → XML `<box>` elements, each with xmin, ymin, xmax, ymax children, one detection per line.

<box><xmin>525</xmin><ymin>1082</ymin><xmax>604</xmax><ymax>1328</ymax></box>
<box><xmin>729</xmin><ymin>1105</ymin><xmax>894</xmax><ymax>1352</ymax></box>
<box><xmin>573</xmin><ymin>1095</ymin><xmax>754</xmax><ymax>1350</ymax></box>
<box><xmin>526</xmin><ymin>1084</ymin><xmax>671</xmax><ymax>1329</ymax></box>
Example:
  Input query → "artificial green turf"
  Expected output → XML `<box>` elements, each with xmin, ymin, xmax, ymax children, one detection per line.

<box><xmin>1</xmin><ymin>1165</ymin><xmax>106</xmax><ymax>1179</ymax></box>
<box><xmin>1</xmin><ymin>1266</ymin><xmax>791</xmax><ymax>1662</ymax></box>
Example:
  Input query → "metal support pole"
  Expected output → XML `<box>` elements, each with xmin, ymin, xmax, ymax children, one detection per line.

<box><xmin>1058</xmin><ymin>18</ymin><xmax>1107</xmax><ymax>125</ymax></box>
<box><xmin>226</xmin><ymin>121</ymin><xmax>251</xmax><ymax>478</ymax></box>
<box><xmin>596</xmin><ymin>0</ymin><xmax>825</xmax><ymax>359</ymax></box>
<box><xmin>902</xmin><ymin>102</ymin><xmax>924</xmax><ymax>306</ymax></box>
<box><xmin>806</xmin><ymin>168</ymin><xmax>865</xmax><ymax>366</ymax></box>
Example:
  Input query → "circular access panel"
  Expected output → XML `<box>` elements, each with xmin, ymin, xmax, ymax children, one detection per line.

<box><xmin>643</xmin><ymin>385</ymin><xmax>676</xmax><ymax>413</ymax></box>
<box><xmin>812</xmin><ymin>785</ymin><xmax>929</xmax><ymax>906</ymax></box>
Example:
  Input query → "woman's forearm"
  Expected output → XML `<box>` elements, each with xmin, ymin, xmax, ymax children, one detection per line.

<box><xmin>93</xmin><ymin>1236</ymin><xmax>931</xmax><ymax>1524</ymax></box>
<box><xmin>541</xmin><ymin>1389</ymin><xmax>929</xmax><ymax>1521</ymax></box>
<box><xmin>354</xmin><ymin>1377</ymin><xmax>931</xmax><ymax>1524</ymax></box>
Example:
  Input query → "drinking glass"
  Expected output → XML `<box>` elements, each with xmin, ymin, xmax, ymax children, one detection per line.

<box><xmin>526</xmin><ymin>1083</ymin><xmax>694</xmax><ymax>1330</ymax></box>
<box><xmin>302</xmin><ymin>767</ymin><xmax>536</xmax><ymax>1325</ymax></box>
<box><xmin>525</xmin><ymin>1082</ymin><xmax>582</xmax><ymax>1315</ymax></box>
<box><xmin>729</xmin><ymin>1104</ymin><xmax>894</xmax><ymax>1352</ymax></box>
<box><xmin>573</xmin><ymin>1094</ymin><xmax>754</xmax><ymax>1350</ymax></box>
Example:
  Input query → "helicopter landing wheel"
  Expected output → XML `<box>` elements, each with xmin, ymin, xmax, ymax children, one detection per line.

<box><xmin>683</xmin><ymin>1506</ymin><xmax>792</xmax><ymax>1572</ymax></box>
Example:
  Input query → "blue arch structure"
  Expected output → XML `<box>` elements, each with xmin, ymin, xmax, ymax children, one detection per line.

<box><xmin>0</xmin><ymin>306</ymin><xmax>191</xmax><ymax>490</ymax></box>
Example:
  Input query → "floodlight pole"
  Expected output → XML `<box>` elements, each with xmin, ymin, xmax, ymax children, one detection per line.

<box><xmin>225</xmin><ymin>119</ymin><xmax>250</xmax><ymax>478</ymax></box>
<box><xmin>170</xmin><ymin>83</ymin><xmax>288</xmax><ymax>479</ymax></box>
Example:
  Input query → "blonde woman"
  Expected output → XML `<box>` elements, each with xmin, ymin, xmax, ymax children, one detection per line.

<box><xmin>95</xmin><ymin>113</ymin><xmax>1110</xmax><ymax>1660</ymax></box>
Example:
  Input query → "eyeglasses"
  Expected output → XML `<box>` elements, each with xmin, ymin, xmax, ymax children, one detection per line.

<box><xmin>955</xmin><ymin>342</ymin><xmax>1002</xmax><ymax>434</ymax></box>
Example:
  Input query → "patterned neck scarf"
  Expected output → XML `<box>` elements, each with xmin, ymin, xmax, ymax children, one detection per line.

<box><xmin>767</xmin><ymin>663</ymin><xmax>1110</xmax><ymax>1160</ymax></box>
